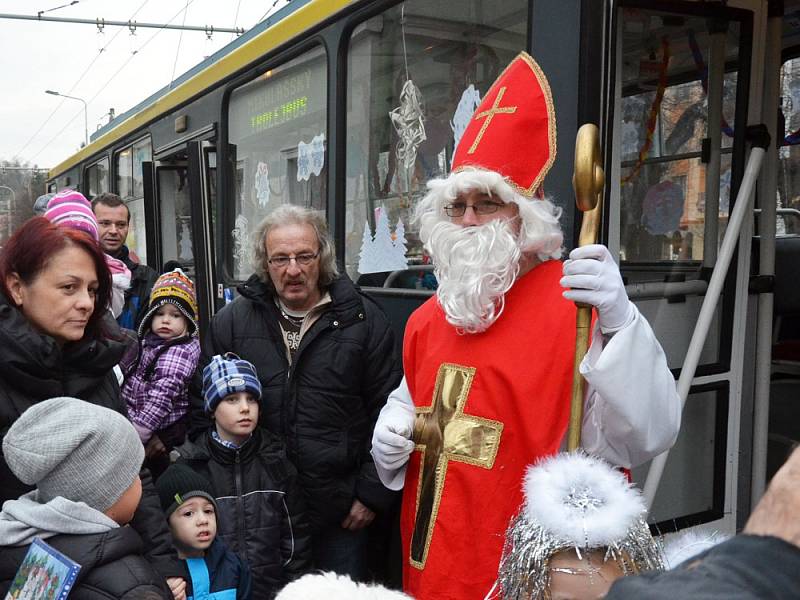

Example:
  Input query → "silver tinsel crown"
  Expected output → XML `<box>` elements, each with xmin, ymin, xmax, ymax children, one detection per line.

<box><xmin>492</xmin><ymin>452</ymin><xmax>664</xmax><ymax>599</ymax></box>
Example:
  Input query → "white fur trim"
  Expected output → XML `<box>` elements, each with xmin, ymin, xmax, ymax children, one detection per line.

<box><xmin>276</xmin><ymin>572</ymin><xmax>411</xmax><ymax>600</ymax></box>
<box><xmin>663</xmin><ymin>530</ymin><xmax>729</xmax><ymax>569</ymax></box>
<box><xmin>523</xmin><ymin>452</ymin><xmax>647</xmax><ymax>547</ymax></box>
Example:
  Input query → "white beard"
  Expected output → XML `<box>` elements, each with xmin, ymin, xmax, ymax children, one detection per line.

<box><xmin>424</xmin><ymin>219</ymin><xmax>522</xmax><ymax>334</ymax></box>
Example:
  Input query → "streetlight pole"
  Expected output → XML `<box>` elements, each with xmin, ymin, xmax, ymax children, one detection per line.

<box><xmin>45</xmin><ymin>90</ymin><xmax>88</xmax><ymax>147</ymax></box>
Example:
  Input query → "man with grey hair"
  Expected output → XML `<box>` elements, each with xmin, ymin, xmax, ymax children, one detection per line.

<box><xmin>189</xmin><ymin>204</ymin><xmax>402</xmax><ymax>582</ymax></box>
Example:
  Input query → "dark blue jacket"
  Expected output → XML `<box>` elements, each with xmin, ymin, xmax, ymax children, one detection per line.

<box><xmin>116</xmin><ymin>245</ymin><xmax>158</xmax><ymax>330</ymax></box>
<box><xmin>186</xmin><ymin>539</ymin><xmax>251</xmax><ymax>600</ymax></box>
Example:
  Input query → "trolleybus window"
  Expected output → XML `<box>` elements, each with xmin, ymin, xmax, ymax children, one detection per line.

<box><xmin>227</xmin><ymin>46</ymin><xmax>327</xmax><ymax>280</ymax></box>
<box><xmin>343</xmin><ymin>0</ymin><xmax>528</xmax><ymax>285</ymax></box>
<box><xmin>85</xmin><ymin>157</ymin><xmax>109</xmax><ymax>199</ymax></box>
<box><xmin>114</xmin><ymin>136</ymin><xmax>152</xmax><ymax>265</ymax></box>
<box><xmin>778</xmin><ymin>56</ymin><xmax>800</xmax><ymax>235</ymax></box>
<box><xmin>618</xmin><ymin>9</ymin><xmax>741</xmax><ymax>263</ymax></box>
<box><xmin>158</xmin><ymin>167</ymin><xmax>194</xmax><ymax>275</ymax></box>
<box><xmin>617</xmin><ymin>4</ymin><xmax>752</xmax><ymax>531</ymax></box>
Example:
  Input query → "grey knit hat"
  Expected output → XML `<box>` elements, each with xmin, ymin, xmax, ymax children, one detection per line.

<box><xmin>2</xmin><ymin>397</ymin><xmax>144</xmax><ymax>513</ymax></box>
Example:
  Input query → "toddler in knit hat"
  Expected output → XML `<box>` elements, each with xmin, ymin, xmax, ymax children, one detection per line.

<box><xmin>0</xmin><ymin>398</ymin><xmax>171</xmax><ymax>599</ymax></box>
<box><xmin>156</xmin><ymin>464</ymin><xmax>252</xmax><ymax>599</ymax></box>
<box><xmin>44</xmin><ymin>190</ymin><xmax>132</xmax><ymax>319</ymax></box>
<box><xmin>121</xmin><ymin>268</ymin><xmax>201</xmax><ymax>477</ymax></box>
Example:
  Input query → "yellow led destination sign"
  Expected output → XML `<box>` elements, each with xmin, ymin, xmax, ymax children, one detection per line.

<box><xmin>228</xmin><ymin>49</ymin><xmax>325</xmax><ymax>142</ymax></box>
<box><xmin>251</xmin><ymin>95</ymin><xmax>309</xmax><ymax>131</ymax></box>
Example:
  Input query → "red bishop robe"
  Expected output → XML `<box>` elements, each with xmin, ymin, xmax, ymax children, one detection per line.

<box><xmin>400</xmin><ymin>260</ymin><xmax>578</xmax><ymax>599</ymax></box>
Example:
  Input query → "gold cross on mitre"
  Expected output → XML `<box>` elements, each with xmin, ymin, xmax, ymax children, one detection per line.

<box><xmin>410</xmin><ymin>363</ymin><xmax>504</xmax><ymax>568</ymax></box>
<box><xmin>467</xmin><ymin>86</ymin><xmax>517</xmax><ymax>154</ymax></box>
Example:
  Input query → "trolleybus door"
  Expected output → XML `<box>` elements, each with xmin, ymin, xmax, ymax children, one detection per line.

<box><xmin>187</xmin><ymin>139</ymin><xmax>217</xmax><ymax>337</ymax></box>
<box><xmin>613</xmin><ymin>1</ymin><xmax>754</xmax><ymax>534</ymax></box>
<box><xmin>145</xmin><ymin>141</ymin><xmax>217</xmax><ymax>336</ymax></box>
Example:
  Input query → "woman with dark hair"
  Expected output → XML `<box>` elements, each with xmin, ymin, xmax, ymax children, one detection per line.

<box><xmin>0</xmin><ymin>217</ymin><xmax>188</xmax><ymax>598</ymax></box>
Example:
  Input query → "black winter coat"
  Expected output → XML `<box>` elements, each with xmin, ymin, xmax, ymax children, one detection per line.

<box><xmin>176</xmin><ymin>428</ymin><xmax>311</xmax><ymax>599</ymax></box>
<box><xmin>0</xmin><ymin>292</ymin><xmax>186</xmax><ymax>581</ymax></box>
<box><xmin>188</xmin><ymin>274</ymin><xmax>402</xmax><ymax>532</ymax></box>
<box><xmin>0</xmin><ymin>527</ymin><xmax>171</xmax><ymax>599</ymax></box>
<box><xmin>607</xmin><ymin>535</ymin><xmax>800</xmax><ymax>599</ymax></box>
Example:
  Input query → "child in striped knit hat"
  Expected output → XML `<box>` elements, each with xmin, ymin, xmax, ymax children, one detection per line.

<box><xmin>121</xmin><ymin>268</ymin><xmax>201</xmax><ymax>477</ymax></box>
<box><xmin>44</xmin><ymin>190</ymin><xmax>132</xmax><ymax>319</ymax></box>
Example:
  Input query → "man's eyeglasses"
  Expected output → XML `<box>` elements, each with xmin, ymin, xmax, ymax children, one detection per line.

<box><xmin>267</xmin><ymin>252</ymin><xmax>320</xmax><ymax>268</ymax></box>
<box><xmin>443</xmin><ymin>200</ymin><xmax>505</xmax><ymax>217</ymax></box>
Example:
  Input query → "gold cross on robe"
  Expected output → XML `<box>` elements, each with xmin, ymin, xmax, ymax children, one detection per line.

<box><xmin>467</xmin><ymin>86</ymin><xmax>518</xmax><ymax>154</ymax></box>
<box><xmin>409</xmin><ymin>363</ymin><xmax>504</xmax><ymax>569</ymax></box>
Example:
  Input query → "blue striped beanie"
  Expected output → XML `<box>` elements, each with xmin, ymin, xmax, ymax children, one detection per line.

<box><xmin>202</xmin><ymin>353</ymin><xmax>262</xmax><ymax>413</ymax></box>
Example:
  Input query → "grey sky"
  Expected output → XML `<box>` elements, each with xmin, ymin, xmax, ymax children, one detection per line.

<box><xmin>0</xmin><ymin>0</ymin><xmax>288</xmax><ymax>169</ymax></box>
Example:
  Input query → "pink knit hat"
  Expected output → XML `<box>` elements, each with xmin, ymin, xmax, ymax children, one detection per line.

<box><xmin>44</xmin><ymin>190</ymin><xmax>99</xmax><ymax>242</ymax></box>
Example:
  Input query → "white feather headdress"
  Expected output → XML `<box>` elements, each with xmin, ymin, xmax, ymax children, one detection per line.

<box><xmin>492</xmin><ymin>452</ymin><xmax>664</xmax><ymax>599</ymax></box>
<box><xmin>663</xmin><ymin>530</ymin><xmax>729</xmax><ymax>569</ymax></box>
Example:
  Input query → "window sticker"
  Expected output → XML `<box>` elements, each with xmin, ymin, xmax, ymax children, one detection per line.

<box><xmin>179</xmin><ymin>220</ymin><xmax>193</xmax><ymax>261</ymax></box>
<box><xmin>232</xmin><ymin>213</ymin><xmax>250</xmax><ymax>273</ymax></box>
<box><xmin>358</xmin><ymin>206</ymin><xmax>409</xmax><ymax>274</ymax></box>
<box><xmin>451</xmin><ymin>84</ymin><xmax>482</xmax><ymax>163</ymax></box>
<box><xmin>254</xmin><ymin>161</ymin><xmax>270</xmax><ymax>207</ymax></box>
<box><xmin>297</xmin><ymin>133</ymin><xmax>326</xmax><ymax>181</ymax></box>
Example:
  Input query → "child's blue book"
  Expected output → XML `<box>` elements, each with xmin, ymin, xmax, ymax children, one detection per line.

<box><xmin>4</xmin><ymin>537</ymin><xmax>81</xmax><ymax>599</ymax></box>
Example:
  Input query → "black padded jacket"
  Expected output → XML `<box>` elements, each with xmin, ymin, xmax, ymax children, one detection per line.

<box><xmin>175</xmin><ymin>428</ymin><xmax>311</xmax><ymax>599</ymax></box>
<box><xmin>0</xmin><ymin>527</ymin><xmax>171</xmax><ymax>599</ymax></box>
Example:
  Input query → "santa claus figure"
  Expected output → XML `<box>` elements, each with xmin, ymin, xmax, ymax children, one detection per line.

<box><xmin>370</xmin><ymin>51</ymin><xmax>681</xmax><ymax>599</ymax></box>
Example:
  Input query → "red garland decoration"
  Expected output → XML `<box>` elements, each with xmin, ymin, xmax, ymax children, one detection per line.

<box><xmin>622</xmin><ymin>36</ymin><xmax>671</xmax><ymax>185</ymax></box>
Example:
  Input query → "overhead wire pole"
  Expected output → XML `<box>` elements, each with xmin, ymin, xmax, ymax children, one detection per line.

<box><xmin>0</xmin><ymin>13</ymin><xmax>244</xmax><ymax>34</ymax></box>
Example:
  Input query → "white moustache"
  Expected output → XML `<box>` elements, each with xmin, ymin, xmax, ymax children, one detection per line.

<box><xmin>425</xmin><ymin>219</ymin><xmax>521</xmax><ymax>334</ymax></box>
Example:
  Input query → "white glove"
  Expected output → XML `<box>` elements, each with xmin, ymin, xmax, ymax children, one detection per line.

<box><xmin>372</xmin><ymin>419</ymin><xmax>415</xmax><ymax>471</ymax></box>
<box><xmin>372</xmin><ymin>380</ymin><xmax>416</xmax><ymax>472</ymax></box>
<box><xmin>560</xmin><ymin>244</ymin><xmax>635</xmax><ymax>333</ymax></box>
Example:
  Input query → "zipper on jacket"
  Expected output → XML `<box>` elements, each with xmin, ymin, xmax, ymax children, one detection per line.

<box><xmin>234</xmin><ymin>450</ymin><xmax>247</xmax><ymax>563</ymax></box>
<box><xmin>281</xmin><ymin>314</ymin><xmax>332</xmax><ymax>467</ymax></box>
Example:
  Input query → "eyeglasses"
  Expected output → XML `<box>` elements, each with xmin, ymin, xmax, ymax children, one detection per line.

<box><xmin>267</xmin><ymin>252</ymin><xmax>320</xmax><ymax>268</ymax></box>
<box><xmin>443</xmin><ymin>200</ymin><xmax>505</xmax><ymax>217</ymax></box>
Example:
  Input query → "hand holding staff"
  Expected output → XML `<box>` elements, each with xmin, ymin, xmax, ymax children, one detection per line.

<box><xmin>567</xmin><ymin>124</ymin><xmax>605</xmax><ymax>451</ymax></box>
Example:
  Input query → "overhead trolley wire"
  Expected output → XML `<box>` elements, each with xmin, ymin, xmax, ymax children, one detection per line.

<box><xmin>169</xmin><ymin>1</ymin><xmax>190</xmax><ymax>90</ymax></box>
<box><xmin>257</xmin><ymin>0</ymin><xmax>285</xmax><ymax>25</ymax></box>
<box><xmin>30</xmin><ymin>0</ymin><xmax>199</xmax><ymax>164</ymax></box>
<box><xmin>231</xmin><ymin>0</ymin><xmax>243</xmax><ymax>42</ymax></box>
<box><xmin>15</xmin><ymin>0</ymin><xmax>151</xmax><ymax>161</ymax></box>
<box><xmin>0</xmin><ymin>12</ymin><xmax>244</xmax><ymax>34</ymax></box>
